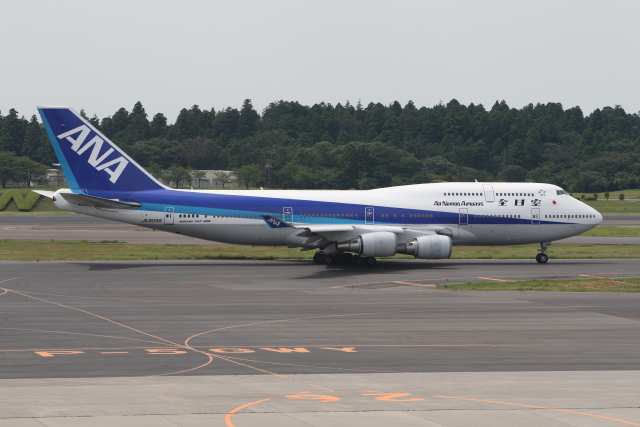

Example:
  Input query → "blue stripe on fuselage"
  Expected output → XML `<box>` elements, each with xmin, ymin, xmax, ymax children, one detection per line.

<box><xmin>87</xmin><ymin>188</ymin><xmax>576</xmax><ymax>226</ymax></box>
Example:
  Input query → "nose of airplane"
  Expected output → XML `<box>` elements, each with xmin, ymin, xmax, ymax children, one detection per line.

<box><xmin>595</xmin><ymin>210</ymin><xmax>603</xmax><ymax>225</ymax></box>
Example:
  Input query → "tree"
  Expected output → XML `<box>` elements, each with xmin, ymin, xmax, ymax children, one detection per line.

<box><xmin>119</xmin><ymin>101</ymin><xmax>150</xmax><ymax>143</ymax></box>
<box><xmin>165</xmin><ymin>166</ymin><xmax>192</xmax><ymax>188</ymax></box>
<box><xmin>145</xmin><ymin>162</ymin><xmax>165</xmax><ymax>181</ymax></box>
<box><xmin>234</xmin><ymin>164</ymin><xmax>262</xmax><ymax>189</ymax></box>
<box><xmin>237</xmin><ymin>99</ymin><xmax>260</xmax><ymax>138</ymax></box>
<box><xmin>0</xmin><ymin>109</ymin><xmax>26</xmax><ymax>154</ymax></box>
<box><xmin>15</xmin><ymin>157</ymin><xmax>49</xmax><ymax>187</ymax></box>
<box><xmin>0</xmin><ymin>151</ymin><xmax>19</xmax><ymax>188</ymax></box>
<box><xmin>150</xmin><ymin>113</ymin><xmax>168</xmax><ymax>137</ymax></box>
<box><xmin>213</xmin><ymin>170</ymin><xmax>233</xmax><ymax>188</ymax></box>
<box><xmin>181</xmin><ymin>137</ymin><xmax>215</xmax><ymax>169</ymax></box>
<box><xmin>498</xmin><ymin>165</ymin><xmax>528</xmax><ymax>182</ymax></box>
<box><xmin>191</xmin><ymin>170</ymin><xmax>207</xmax><ymax>188</ymax></box>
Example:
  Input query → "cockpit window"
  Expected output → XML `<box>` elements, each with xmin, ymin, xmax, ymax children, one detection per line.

<box><xmin>556</xmin><ymin>190</ymin><xmax>569</xmax><ymax>195</ymax></box>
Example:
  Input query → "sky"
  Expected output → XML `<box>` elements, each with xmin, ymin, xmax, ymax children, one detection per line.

<box><xmin>1</xmin><ymin>0</ymin><xmax>639</xmax><ymax>122</ymax></box>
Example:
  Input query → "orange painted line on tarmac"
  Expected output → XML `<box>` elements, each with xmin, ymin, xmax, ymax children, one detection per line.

<box><xmin>225</xmin><ymin>398</ymin><xmax>273</xmax><ymax>427</ymax></box>
<box><xmin>338</xmin><ymin>273</ymin><xmax>597</xmax><ymax>289</ymax></box>
<box><xmin>436</xmin><ymin>396</ymin><xmax>640</xmax><ymax>426</ymax></box>
<box><xmin>0</xmin><ymin>326</ymin><xmax>172</xmax><ymax>346</ymax></box>
<box><xmin>4</xmin><ymin>289</ymin><xmax>182</xmax><ymax>347</ymax></box>
<box><xmin>0</xmin><ymin>288</ymin><xmax>7</xmax><ymax>296</ymax></box>
<box><xmin>578</xmin><ymin>274</ymin><xmax>611</xmax><ymax>279</ymax></box>
<box><xmin>2</xmin><ymin>287</ymin><xmax>220</xmax><ymax>378</ymax></box>
<box><xmin>392</xmin><ymin>281</ymin><xmax>436</xmax><ymax>287</ymax></box>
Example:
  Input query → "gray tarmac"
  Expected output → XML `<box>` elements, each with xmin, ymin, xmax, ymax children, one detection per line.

<box><xmin>2</xmin><ymin>259</ymin><xmax>640</xmax><ymax>426</ymax></box>
<box><xmin>2</xmin><ymin>214</ymin><xmax>640</xmax><ymax>245</ymax></box>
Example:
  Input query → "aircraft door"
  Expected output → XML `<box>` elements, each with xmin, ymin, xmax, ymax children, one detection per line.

<box><xmin>483</xmin><ymin>184</ymin><xmax>495</xmax><ymax>202</ymax></box>
<box><xmin>283</xmin><ymin>207</ymin><xmax>293</xmax><ymax>223</ymax></box>
<box><xmin>531</xmin><ymin>208</ymin><xmax>540</xmax><ymax>225</ymax></box>
<box><xmin>459</xmin><ymin>208</ymin><xmax>468</xmax><ymax>225</ymax></box>
<box><xmin>365</xmin><ymin>207</ymin><xmax>374</xmax><ymax>224</ymax></box>
<box><xmin>164</xmin><ymin>207</ymin><xmax>174</xmax><ymax>225</ymax></box>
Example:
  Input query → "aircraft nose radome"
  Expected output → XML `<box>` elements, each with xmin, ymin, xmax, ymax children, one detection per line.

<box><xmin>595</xmin><ymin>210</ymin><xmax>603</xmax><ymax>224</ymax></box>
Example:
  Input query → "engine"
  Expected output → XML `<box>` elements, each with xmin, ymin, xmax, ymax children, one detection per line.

<box><xmin>336</xmin><ymin>232</ymin><xmax>397</xmax><ymax>257</ymax></box>
<box><xmin>396</xmin><ymin>235</ymin><xmax>452</xmax><ymax>259</ymax></box>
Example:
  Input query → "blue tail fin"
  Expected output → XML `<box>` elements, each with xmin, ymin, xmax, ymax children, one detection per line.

<box><xmin>38</xmin><ymin>106</ymin><xmax>164</xmax><ymax>193</ymax></box>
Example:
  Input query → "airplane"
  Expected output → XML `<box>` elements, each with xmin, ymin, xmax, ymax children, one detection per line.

<box><xmin>34</xmin><ymin>106</ymin><xmax>603</xmax><ymax>266</ymax></box>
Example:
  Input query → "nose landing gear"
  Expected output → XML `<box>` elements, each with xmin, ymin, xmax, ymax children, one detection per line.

<box><xmin>536</xmin><ymin>242</ymin><xmax>551</xmax><ymax>263</ymax></box>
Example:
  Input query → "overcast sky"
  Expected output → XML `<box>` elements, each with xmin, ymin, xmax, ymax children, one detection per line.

<box><xmin>2</xmin><ymin>0</ymin><xmax>639</xmax><ymax>122</ymax></box>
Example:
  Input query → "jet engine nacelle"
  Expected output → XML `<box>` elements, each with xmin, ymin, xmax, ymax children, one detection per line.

<box><xmin>397</xmin><ymin>235</ymin><xmax>452</xmax><ymax>259</ymax></box>
<box><xmin>336</xmin><ymin>231</ymin><xmax>397</xmax><ymax>257</ymax></box>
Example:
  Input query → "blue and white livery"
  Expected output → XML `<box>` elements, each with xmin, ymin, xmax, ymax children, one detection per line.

<box><xmin>35</xmin><ymin>106</ymin><xmax>602</xmax><ymax>265</ymax></box>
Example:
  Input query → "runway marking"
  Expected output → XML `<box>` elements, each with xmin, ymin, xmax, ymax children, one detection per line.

<box><xmin>285</xmin><ymin>392</ymin><xmax>340</xmax><ymax>402</ymax></box>
<box><xmin>392</xmin><ymin>281</ymin><xmax>436</xmax><ymax>287</ymax></box>
<box><xmin>35</xmin><ymin>351</ymin><xmax>84</xmax><ymax>357</ymax></box>
<box><xmin>261</xmin><ymin>348</ymin><xmax>310</xmax><ymax>353</ymax></box>
<box><xmin>476</xmin><ymin>277</ymin><xmax>511</xmax><ymax>282</ymax></box>
<box><xmin>181</xmin><ymin>311</ymin><xmax>396</xmax><ymax>392</ymax></box>
<box><xmin>436</xmin><ymin>396</ymin><xmax>640</xmax><ymax>426</ymax></box>
<box><xmin>577</xmin><ymin>274</ymin><xmax>628</xmax><ymax>283</ymax></box>
<box><xmin>218</xmin><ymin>355</ymin><xmax>392</xmax><ymax>373</ymax></box>
<box><xmin>17</xmin><ymin>341</ymin><xmax>640</xmax><ymax>358</ymax></box>
<box><xmin>337</xmin><ymin>273</ymin><xmax>638</xmax><ymax>289</ymax></box>
<box><xmin>578</xmin><ymin>274</ymin><xmax>617</xmax><ymax>279</ymax></box>
<box><xmin>2</xmin><ymin>287</ymin><xmax>218</xmax><ymax>378</ymax></box>
<box><xmin>225</xmin><ymin>398</ymin><xmax>273</xmax><ymax>427</ymax></box>
<box><xmin>3</xmin><ymin>289</ymin><xmax>184</xmax><ymax>347</ymax></box>
<box><xmin>362</xmin><ymin>392</ymin><xmax>424</xmax><ymax>401</ymax></box>
<box><xmin>0</xmin><ymin>327</ymin><xmax>173</xmax><ymax>346</ymax></box>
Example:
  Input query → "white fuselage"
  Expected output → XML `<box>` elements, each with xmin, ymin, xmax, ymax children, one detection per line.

<box><xmin>52</xmin><ymin>182</ymin><xmax>602</xmax><ymax>250</ymax></box>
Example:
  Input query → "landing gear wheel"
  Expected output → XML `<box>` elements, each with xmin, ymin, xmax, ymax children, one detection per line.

<box><xmin>323</xmin><ymin>255</ymin><xmax>334</xmax><ymax>264</ymax></box>
<box><xmin>313</xmin><ymin>253</ymin><xmax>323</xmax><ymax>264</ymax></box>
<box><xmin>536</xmin><ymin>253</ymin><xmax>549</xmax><ymax>264</ymax></box>
<box><xmin>333</xmin><ymin>254</ymin><xmax>345</xmax><ymax>264</ymax></box>
<box><xmin>343</xmin><ymin>253</ymin><xmax>354</xmax><ymax>263</ymax></box>
<box><xmin>365</xmin><ymin>257</ymin><xmax>377</xmax><ymax>266</ymax></box>
<box><xmin>353</xmin><ymin>256</ymin><xmax>364</xmax><ymax>266</ymax></box>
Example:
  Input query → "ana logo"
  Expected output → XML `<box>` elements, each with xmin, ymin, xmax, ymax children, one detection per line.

<box><xmin>57</xmin><ymin>125</ymin><xmax>129</xmax><ymax>183</ymax></box>
<box><xmin>267</xmin><ymin>217</ymin><xmax>281</xmax><ymax>227</ymax></box>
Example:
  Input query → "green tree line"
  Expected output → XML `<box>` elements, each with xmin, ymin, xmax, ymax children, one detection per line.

<box><xmin>1</xmin><ymin>99</ymin><xmax>639</xmax><ymax>191</ymax></box>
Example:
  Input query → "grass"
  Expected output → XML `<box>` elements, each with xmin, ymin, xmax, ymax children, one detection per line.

<box><xmin>0</xmin><ymin>187</ymin><xmax>60</xmax><ymax>213</ymax></box>
<box><xmin>582</xmin><ymin>226</ymin><xmax>640</xmax><ymax>237</ymax></box>
<box><xmin>582</xmin><ymin>200</ymin><xmax>640</xmax><ymax>215</ymax></box>
<box><xmin>441</xmin><ymin>277</ymin><xmax>640</xmax><ymax>292</ymax></box>
<box><xmin>0</xmin><ymin>241</ymin><xmax>639</xmax><ymax>261</ymax></box>
<box><xmin>574</xmin><ymin>189</ymin><xmax>640</xmax><ymax>200</ymax></box>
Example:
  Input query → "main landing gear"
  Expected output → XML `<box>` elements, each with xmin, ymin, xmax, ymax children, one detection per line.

<box><xmin>536</xmin><ymin>242</ymin><xmax>551</xmax><ymax>263</ymax></box>
<box><xmin>313</xmin><ymin>252</ymin><xmax>377</xmax><ymax>266</ymax></box>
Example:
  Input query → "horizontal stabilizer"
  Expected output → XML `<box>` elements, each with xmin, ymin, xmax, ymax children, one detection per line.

<box><xmin>59</xmin><ymin>193</ymin><xmax>141</xmax><ymax>209</ymax></box>
<box><xmin>32</xmin><ymin>190</ymin><xmax>56</xmax><ymax>199</ymax></box>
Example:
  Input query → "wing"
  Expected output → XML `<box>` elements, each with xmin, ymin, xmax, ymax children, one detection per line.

<box><xmin>293</xmin><ymin>223</ymin><xmax>453</xmax><ymax>251</ymax></box>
